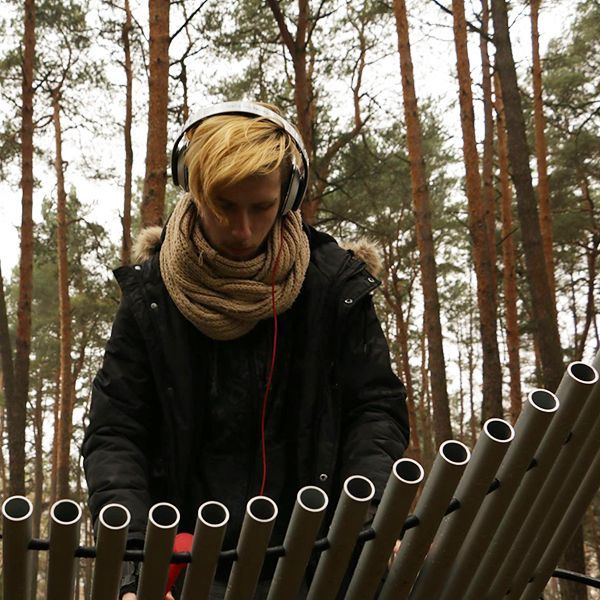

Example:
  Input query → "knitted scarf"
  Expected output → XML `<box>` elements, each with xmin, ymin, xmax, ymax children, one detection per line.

<box><xmin>159</xmin><ymin>196</ymin><xmax>310</xmax><ymax>340</ymax></box>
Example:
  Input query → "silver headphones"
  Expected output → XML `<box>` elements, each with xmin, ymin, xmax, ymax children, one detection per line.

<box><xmin>171</xmin><ymin>101</ymin><xmax>309</xmax><ymax>215</ymax></box>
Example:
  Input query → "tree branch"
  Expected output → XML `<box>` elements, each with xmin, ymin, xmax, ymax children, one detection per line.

<box><xmin>170</xmin><ymin>0</ymin><xmax>210</xmax><ymax>43</ymax></box>
<box><xmin>266</xmin><ymin>0</ymin><xmax>297</xmax><ymax>54</ymax></box>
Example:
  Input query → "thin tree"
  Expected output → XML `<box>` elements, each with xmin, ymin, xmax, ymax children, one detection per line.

<box><xmin>121</xmin><ymin>0</ymin><xmax>134</xmax><ymax>264</ymax></box>
<box><xmin>51</xmin><ymin>87</ymin><xmax>74</xmax><ymax>500</ymax></box>
<box><xmin>392</xmin><ymin>0</ymin><xmax>452</xmax><ymax>446</ymax></box>
<box><xmin>480</xmin><ymin>0</ymin><xmax>496</xmax><ymax>287</ymax></box>
<box><xmin>530</xmin><ymin>0</ymin><xmax>555</xmax><ymax>305</ymax></box>
<box><xmin>141</xmin><ymin>0</ymin><xmax>170</xmax><ymax>227</ymax></box>
<box><xmin>7</xmin><ymin>0</ymin><xmax>36</xmax><ymax>496</ymax></box>
<box><xmin>490</xmin><ymin>0</ymin><xmax>563</xmax><ymax>393</ymax></box>
<box><xmin>451</xmin><ymin>0</ymin><xmax>502</xmax><ymax>421</ymax></box>
<box><xmin>495</xmin><ymin>75</ymin><xmax>522</xmax><ymax>423</ymax></box>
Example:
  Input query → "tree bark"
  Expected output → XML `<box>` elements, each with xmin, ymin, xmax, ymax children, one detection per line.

<box><xmin>393</xmin><ymin>0</ymin><xmax>452</xmax><ymax>447</ymax></box>
<box><xmin>141</xmin><ymin>0</ymin><xmax>170</xmax><ymax>227</ymax></box>
<box><xmin>52</xmin><ymin>90</ymin><xmax>74</xmax><ymax>500</ymax></box>
<box><xmin>530</xmin><ymin>0</ymin><xmax>555</xmax><ymax>305</ymax></box>
<box><xmin>122</xmin><ymin>0</ymin><xmax>134</xmax><ymax>264</ymax></box>
<box><xmin>10</xmin><ymin>0</ymin><xmax>36</xmax><ymax>497</ymax></box>
<box><xmin>480</xmin><ymin>0</ymin><xmax>497</xmax><ymax>289</ymax></box>
<box><xmin>452</xmin><ymin>0</ymin><xmax>502</xmax><ymax>421</ymax></box>
<box><xmin>29</xmin><ymin>381</ymin><xmax>44</xmax><ymax>600</ymax></box>
<box><xmin>491</xmin><ymin>0</ymin><xmax>563</xmax><ymax>394</ymax></box>
<box><xmin>495</xmin><ymin>75</ymin><xmax>522</xmax><ymax>423</ymax></box>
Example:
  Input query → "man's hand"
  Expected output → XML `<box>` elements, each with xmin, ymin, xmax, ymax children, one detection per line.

<box><xmin>122</xmin><ymin>594</ymin><xmax>174</xmax><ymax>600</ymax></box>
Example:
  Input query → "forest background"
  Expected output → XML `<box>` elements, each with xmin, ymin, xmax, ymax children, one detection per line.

<box><xmin>0</xmin><ymin>0</ymin><xmax>599</xmax><ymax>597</ymax></box>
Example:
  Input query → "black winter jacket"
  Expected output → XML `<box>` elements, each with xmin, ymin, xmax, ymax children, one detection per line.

<box><xmin>82</xmin><ymin>225</ymin><xmax>409</xmax><ymax>546</ymax></box>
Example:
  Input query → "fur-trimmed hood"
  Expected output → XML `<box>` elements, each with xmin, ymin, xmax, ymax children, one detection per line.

<box><xmin>131</xmin><ymin>225</ymin><xmax>383</xmax><ymax>276</ymax></box>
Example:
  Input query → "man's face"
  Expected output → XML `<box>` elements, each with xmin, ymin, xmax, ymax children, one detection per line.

<box><xmin>198</xmin><ymin>170</ymin><xmax>281</xmax><ymax>261</ymax></box>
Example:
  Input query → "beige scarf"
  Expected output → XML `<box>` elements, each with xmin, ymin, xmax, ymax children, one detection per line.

<box><xmin>160</xmin><ymin>196</ymin><xmax>310</xmax><ymax>340</ymax></box>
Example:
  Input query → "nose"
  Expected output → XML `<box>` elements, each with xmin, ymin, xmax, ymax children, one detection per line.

<box><xmin>229</xmin><ymin>209</ymin><xmax>251</xmax><ymax>242</ymax></box>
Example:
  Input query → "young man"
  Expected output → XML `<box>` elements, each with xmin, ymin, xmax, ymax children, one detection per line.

<box><xmin>82</xmin><ymin>101</ymin><xmax>409</xmax><ymax>598</ymax></box>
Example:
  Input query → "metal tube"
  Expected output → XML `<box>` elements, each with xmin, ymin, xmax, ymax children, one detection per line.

<box><xmin>518</xmin><ymin>443</ymin><xmax>600</xmax><ymax>600</ymax></box>
<box><xmin>91</xmin><ymin>503</ymin><xmax>131</xmax><ymax>600</ymax></box>
<box><xmin>504</xmin><ymin>390</ymin><xmax>600</xmax><ymax>599</ymax></box>
<box><xmin>345</xmin><ymin>459</ymin><xmax>424</xmax><ymax>600</ymax></box>
<box><xmin>267</xmin><ymin>486</ymin><xmax>329</xmax><ymax>600</ymax></box>
<box><xmin>462</xmin><ymin>362</ymin><xmax>597</xmax><ymax>600</ymax></box>
<box><xmin>46</xmin><ymin>499</ymin><xmax>82</xmax><ymax>600</ymax></box>
<box><xmin>2</xmin><ymin>495</ymin><xmax>33</xmax><ymax>600</ymax></box>
<box><xmin>439</xmin><ymin>389</ymin><xmax>558</xmax><ymax>600</ymax></box>
<box><xmin>379</xmin><ymin>440</ymin><xmax>470</xmax><ymax>600</ymax></box>
<box><xmin>224</xmin><ymin>496</ymin><xmax>278</xmax><ymax>600</ymax></box>
<box><xmin>307</xmin><ymin>475</ymin><xmax>375</xmax><ymax>600</ymax></box>
<box><xmin>409</xmin><ymin>419</ymin><xmax>514</xmax><ymax>600</ymax></box>
<box><xmin>180</xmin><ymin>501</ymin><xmax>229</xmax><ymax>600</ymax></box>
<box><xmin>137</xmin><ymin>502</ymin><xmax>180</xmax><ymax>600</ymax></box>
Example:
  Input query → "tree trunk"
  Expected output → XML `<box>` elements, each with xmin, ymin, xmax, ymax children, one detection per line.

<box><xmin>52</xmin><ymin>90</ymin><xmax>74</xmax><ymax>500</ymax></box>
<box><xmin>393</xmin><ymin>0</ymin><xmax>452</xmax><ymax>447</ymax></box>
<box><xmin>480</xmin><ymin>0</ymin><xmax>497</xmax><ymax>290</ymax></box>
<box><xmin>122</xmin><ymin>0</ymin><xmax>134</xmax><ymax>264</ymax></box>
<box><xmin>574</xmin><ymin>174</ymin><xmax>598</xmax><ymax>361</ymax></box>
<box><xmin>141</xmin><ymin>0</ymin><xmax>170</xmax><ymax>227</ymax></box>
<box><xmin>495</xmin><ymin>74</ymin><xmax>522</xmax><ymax>423</ymax></box>
<box><xmin>10</xmin><ymin>0</ymin><xmax>36</xmax><ymax>497</ymax></box>
<box><xmin>530</xmin><ymin>0</ymin><xmax>555</xmax><ymax>305</ymax></box>
<box><xmin>452</xmin><ymin>0</ymin><xmax>502</xmax><ymax>421</ymax></box>
<box><xmin>29</xmin><ymin>381</ymin><xmax>44</xmax><ymax>600</ymax></box>
<box><xmin>491</xmin><ymin>0</ymin><xmax>563</xmax><ymax>394</ymax></box>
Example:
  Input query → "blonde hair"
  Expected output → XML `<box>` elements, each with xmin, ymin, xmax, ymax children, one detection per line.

<box><xmin>184</xmin><ymin>107</ymin><xmax>304</xmax><ymax>220</ymax></box>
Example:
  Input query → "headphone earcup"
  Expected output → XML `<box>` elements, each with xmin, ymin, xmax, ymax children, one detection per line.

<box><xmin>176</xmin><ymin>146</ymin><xmax>189</xmax><ymax>192</ymax></box>
<box><xmin>280</xmin><ymin>166</ymin><xmax>306</xmax><ymax>215</ymax></box>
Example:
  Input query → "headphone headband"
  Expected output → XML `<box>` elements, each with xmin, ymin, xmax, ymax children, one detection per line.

<box><xmin>171</xmin><ymin>101</ymin><xmax>309</xmax><ymax>214</ymax></box>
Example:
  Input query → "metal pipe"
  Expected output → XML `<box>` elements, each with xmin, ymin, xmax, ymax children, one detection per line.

<box><xmin>518</xmin><ymin>442</ymin><xmax>600</xmax><ymax>600</ymax></box>
<box><xmin>462</xmin><ymin>362</ymin><xmax>597</xmax><ymax>600</ymax></box>
<box><xmin>91</xmin><ymin>503</ymin><xmax>131</xmax><ymax>600</ymax></box>
<box><xmin>2</xmin><ymin>495</ymin><xmax>33</xmax><ymax>600</ymax></box>
<box><xmin>345</xmin><ymin>459</ymin><xmax>424</xmax><ymax>600</ymax></box>
<box><xmin>504</xmin><ymin>390</ymin><xmax>600</xmax><ymax>599</ymax></box>
<box><xmin>267</xmin><ymin>486</ymin><xmax>329</xmax><ymax>600</ymax></box>
<box><xmin>307</xmin><ymin>475</ymin><xmax>375</xmax><ymax>600</ymax></box>
<box><xmin>409</xmin><ymin>418</ymin><xmax>514</xmax><ymax>600</ymax></box>
<box><xmin>379</xmin><ymin>440</ymin><xmax>470</xmax><ymax>600</ymax></box>
<box><xmin>46</xmin><ymin>499</ymin><xmax>82</xmax><ymax>600</ymax></box>
<box><xmin>137</xmin><ymin>502</ymin><xmax>180</xmax><ymax>600</ymax></box>
<box><xmin>439</xmin><ymin>389</ymin><xmax>558</xmax><ymax>600</ymax></box>
<box><xmin>180</xmin><ymin>501</ymin><xmax>229</xmax><ymax>600</ymax></box>
<box><xmin>224</xmin><ymin>496</ymin><xmax>278</xmax><ymax>600</ymax></box>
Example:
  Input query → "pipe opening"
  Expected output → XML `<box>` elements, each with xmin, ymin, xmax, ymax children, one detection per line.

<box><xmin>393</xmin><ymin>458</ymin><xmax>425</xmax><ymax>484</ymax></box>
<box><xmin>298</xmin><ymin>486</ymin><xmax>328</xmax><ymax>512</ymax></box>
<box><xmin>149</xmin><ymin>503</ymin><xmax>180</xmax><ymax>529</ymax></box>
<box><xmin>568</xmin><ymin>362</ymin><xmax>598</xmax><ymax>384</ymax></box>
<box><xmin>51</xmin><ymin>500</ymin><xmax>82</xmax><ymax>525</ymax></box>
<box><xmin>484</xmin><ymin>419</ymin><xmax>515</xmax><ymax>443</ymax></box>
<box><xmin>529</xmin><ymin>389</ymin><xmax>559</xmax><ymax>412</ymax></box>
<box><xmin>2</xmin><ymin>496</ymin><xmax>33</xmax><ymax>521</ymax></box>
<box><xmin>440</xmin><ymin>440</ymin><xmax>470</xmax><ymax>465</ymax></box>
<box><xmin>344</xmin><ymin>476</ymin><xmax>375</xmax><ymax>502</ymax></box>
<box><xmin>99</xmin><ymin>504</ymin><xmax>130</xmax><ymax>530</ymax></box>
<box><xmin>199</xmin><ymin>501</ymin><xmax>229</xmax><ymax>528</ymax></box>
<box><xmin>247</xmin><ymin>497</ymin><xmax>278</xmax><ymax>522</ymax></box>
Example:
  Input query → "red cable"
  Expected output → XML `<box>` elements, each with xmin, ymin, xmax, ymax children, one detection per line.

<box><xmin>259</xmin><ymin>227</ymin><xmax>284</xmax><ymax>496</ymax></box>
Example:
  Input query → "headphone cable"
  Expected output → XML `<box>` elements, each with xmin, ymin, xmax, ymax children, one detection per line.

<box><xmin>259</xmin><ymin>226</ymin><xmax>284</xmax><ymax>496</ymax></box>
